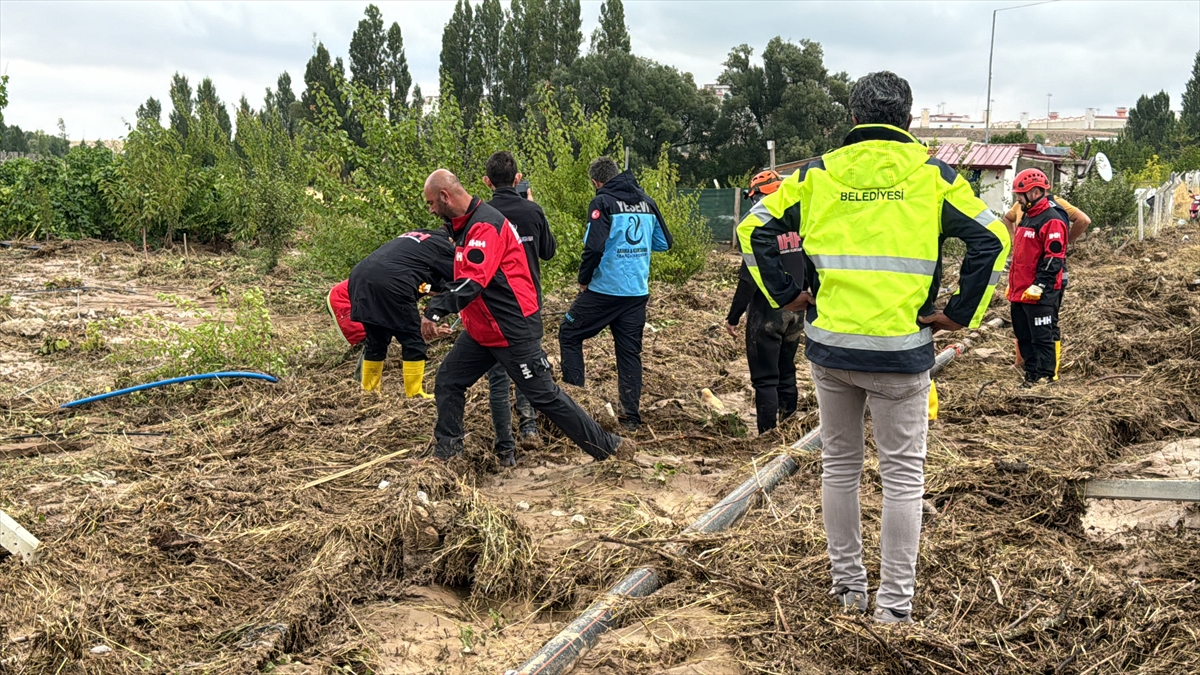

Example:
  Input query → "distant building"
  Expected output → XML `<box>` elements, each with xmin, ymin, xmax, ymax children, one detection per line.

<box><xmin>422</xmin><ymin>94</ymin><xmax>440</xmax><ymax>116</ymax></box>
<box><xmin>991</xmin><ymin>107</ymin><xmax>1128</xmax><ymax>131</ymax></box>
<box><xmin>912</xmin><ymin>109</ymin><xmax>988</xmax><ymax>129</ymax></box>
<box><xmin>702</xmin><ymin>84</ymin><xmax>732</xmax><ymax>100</ymax></box>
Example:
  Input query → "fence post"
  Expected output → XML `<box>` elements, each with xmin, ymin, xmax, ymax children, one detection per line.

<box><xmin>1138</xmin><ymin>195</ymin><xmax>1145</xmax><ymax>242</ymax></box>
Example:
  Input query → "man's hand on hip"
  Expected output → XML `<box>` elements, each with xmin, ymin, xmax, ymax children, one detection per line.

<box><xmin>421</xmin><ymin>317</ymin><xmax>452</xmax><ymax>341</ymax></box>
<box><xmin>782</xmin><ymin>291</ymin><xmax>814</xmax><ymax>313</ymax></box>
<box><xmin>917</xmin><ymin>311</ymin><xmax>964</xmax><ymax>333</ymax></box>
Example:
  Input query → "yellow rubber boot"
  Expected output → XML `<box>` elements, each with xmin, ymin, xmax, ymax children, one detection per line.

<box><xmin>402</xmin><ymin>360</ymin><xmax>434</xmax><ymax>399</ymax></box>
<box><xmin>927</xmin><ymin>380</ymin><xmax>939</xmax><ymax>421</ymax></box>
<box><xmin>361</xmin><ymin>359</ymin><xmax>384</xmax><ymax>393</ymax></box>
<box><xmin>1054</xmin><ymin>340</ymin><xmax>1062</xmax><ymax>381</ymax></box>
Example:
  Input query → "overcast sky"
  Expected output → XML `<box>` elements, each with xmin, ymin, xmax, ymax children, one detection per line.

<box><xmin>2</xmin><ymin>0</ymin><xmax>1198</xmax><ymax>141</ymax></box>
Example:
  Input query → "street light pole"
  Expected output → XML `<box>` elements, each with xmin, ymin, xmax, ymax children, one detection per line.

<box><xmin>985</xmin><ymin>9</ymin><xmax>998</xmax><ymax>143</ymax></box>
<box><xmin>983</xmin><ymin>0</ymin><xmax>1060</xmax><ymax>145</ymax></box>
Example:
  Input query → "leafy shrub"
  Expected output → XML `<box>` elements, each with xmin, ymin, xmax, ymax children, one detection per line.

<box><xmin>120</xmin><ymin>288</ymin><xmax>290</xmax><ymax>378</ymax></box>
<box><xmin>0</xmin><ymin>145</ymin><xmax>118</xmax><ymax>240</ymax></box>
<box><xmin>639</xmin><ymin>145</ymin><xmax>712</xmax><ymax>284</ymax></box>
<box><xmin>1063</xmin><ymin>174</ymin><xmax>1136</xmax><ymax>233</ymax></box>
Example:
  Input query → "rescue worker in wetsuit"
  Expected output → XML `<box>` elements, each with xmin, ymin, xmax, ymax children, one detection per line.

<box><xmin>1007</xmin><ymin>168</ymin><xmax>1068</xmax><ymax>386</ymax></box>
<box><xmin>420</xmin><ymin>169</ymin><xmax>634</xmax><ymax>465</ymax></box>
<box><xmin>726</xmin><ymin>170</ymin><xmax>804</xmax><ymax>434</ymax></box>
<box><xmin>483</xmin><ymin>151</ymin><xmax>557</xmax><ymax>459</ymax></box>
<box><xmin>559</xmin><ymin>157</ymin><xmax>673</xmax><ymax>431</ymax></box>
<box><xmin>348</xmin><ymin>229</ymin><xmax>455</xmax><ymax>396</ymax></box>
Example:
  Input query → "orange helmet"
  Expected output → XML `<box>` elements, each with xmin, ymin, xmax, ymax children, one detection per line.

<box><xmin>747</xmin><ymin>170</ymin><xmax>783</xmax><ymax>199</ymax></box>
<box><xmin>1013</xmin><ymin>168</ymin><xmax>1050</xmax><ymax>193</ymax></box>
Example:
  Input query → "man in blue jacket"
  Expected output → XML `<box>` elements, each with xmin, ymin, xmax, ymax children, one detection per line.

<box><xmin>559</xmin><ymin>156</ymin><xmax>673</xmax><ymax>431</ymax></box>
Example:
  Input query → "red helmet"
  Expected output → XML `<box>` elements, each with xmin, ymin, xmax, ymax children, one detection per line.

<box><xmin>748</xmin><ymin>170</ymin><xmax>783</xmax><ymax>199</ymax></box>
<box><xmin>1013</xmin><ymin>168</ymin><xmax>1050</xmax><ymax>193</ymax></box>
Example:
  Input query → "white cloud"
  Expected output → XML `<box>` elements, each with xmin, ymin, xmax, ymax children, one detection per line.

<box><xmin>1</xmin><ymin>0</ymin><xmax>1197</xmax><ymax>140</ymax></box>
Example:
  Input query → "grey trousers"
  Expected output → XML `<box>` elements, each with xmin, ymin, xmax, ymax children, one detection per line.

<box><xmin>811</xmin><ymin>363</ymin><xmax>930</xmax><ymax>614</ymax></box>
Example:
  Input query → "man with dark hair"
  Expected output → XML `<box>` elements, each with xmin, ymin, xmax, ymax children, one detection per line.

<box><xmin>482</xmin><ymin>151</ymin><xmax>557</xmax><ymax>465</ymax></box>
<box><xmin>420</xmin><ymin>169</ymin><xmax>632</xmax><ymax>464</ymax></box>
<box><xmin>559</xmin><ymin>156</ymin><xmax>673</xmax><ymax>431</ymax></box>
<box><xmin>737</xmin><ymin>71</ymin><xmax>1009</xmax><ymax>623</ymax></box>
<box><xmin>347</xmin><ymin>230</ymin><xmax>455</xmax><ymax>397</ymax></box>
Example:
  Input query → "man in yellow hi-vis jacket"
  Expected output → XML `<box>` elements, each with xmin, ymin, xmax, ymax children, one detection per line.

<box><xmin>737</xmin><ymin>71</ymin><xmax>1009</xmax><ymax>624</ymax></box>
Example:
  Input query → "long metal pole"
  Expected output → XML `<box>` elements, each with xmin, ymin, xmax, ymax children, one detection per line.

<box><xmin>985</xmin><ymin>9</ymin><xmax>997</xmax><ymax>143</ymax></box>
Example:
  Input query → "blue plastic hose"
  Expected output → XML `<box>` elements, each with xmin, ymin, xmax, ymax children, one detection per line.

<box><xmin>60</xmin><ymin>371</ymin><xmax>279</xmax><ymax>408</ymax></box>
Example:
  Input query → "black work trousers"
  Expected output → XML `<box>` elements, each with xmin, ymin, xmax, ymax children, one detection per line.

<box><xmin>1011</xmin><ymin>302</ymin><xmax>1058</xmax><ymax>382</ymax></box>
<box><xmin>362</xmin><ymin>313</ymin><xmax>426</xmax><ymax>362</ymax></box>
<box><xmin>746</xmin><ymin>292</ymin><xmax>804</xmax><ymax>434</ymax></box>
<box><xmin>433</xmin><ymin>332</ymin><xmax>619</xmax><ymax>460</ymax></box>
<box><xmin>487</xmin><ymin>363</ymin><xmax>538</xmax><ymax>453</ymax></box>
<box><xmin>559</xmin><ymin>291</ymin><xmax>648</xmax><ymax>426</ymax></box>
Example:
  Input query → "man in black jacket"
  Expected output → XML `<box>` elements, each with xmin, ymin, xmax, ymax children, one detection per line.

<box><xmin>482</xmin><ymin>151</ymin><xmax>557</xmax><ymax>463</ymax></box>
<box><xmin>560</xmin><ymin>157</ymin><xmax>672</xmax><ymax>431</ymax></box>
<box><xmin>420</xmin><ymin>169</ymin><xmax>633</xmax><ymax>464</ymax></box>
<box><xmin>348</xmin><ymin>229</ymin><xmax>455</xmax><ymax>396</ymax></box>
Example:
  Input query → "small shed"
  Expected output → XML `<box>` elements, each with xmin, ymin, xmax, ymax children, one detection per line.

<box><xmin>932</xmin><ymin>143</ymin><xmax>1078</xmax><ymax>214</ymax></box>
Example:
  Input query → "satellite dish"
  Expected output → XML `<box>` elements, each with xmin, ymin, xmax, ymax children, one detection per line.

<box><xmin>1094</xmin><ymin>152</ymin><xmax>1113</xmax><ymax>182</ymax></box>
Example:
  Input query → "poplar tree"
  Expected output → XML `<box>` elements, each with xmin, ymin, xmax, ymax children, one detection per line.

<box><xmin>474</xmin><ymin>0</ymin><xmax>505</xmax><ymax>111</ymax></box>
<box><xmin>274</xmin><ymin>72</ymin><xmax>297</xmax><ymax>137</ymax></box>
<box><xmin>137</xmin><ymin>97</ymin><xmax>162</xmax><ymax>124</ymax></box>
<box><xmin>1181</xmin><ymin>50</ymin><xmax>1200</xmax><ymax>140</ymax></box>
<box><xmin>350</xmin><ymin>4</ymin><xmax>388</xmax><ymax>93</ymax></box>
<box><xmin>168</xmin><ymin>73</ymin><xmax>193</xmax><ymax>139</ymax></box>
<box><xmin>386</xmin><ymin>22</ymin><xmax>412</xmax><ymax>118</ymax></box>
<box><xmin>195</xmin><ymin>77</ymin><xmax>232</xmax><ymax>140</ymax></box>
<box><xmin>440</xmin><ymin>0</ymin><xmax>483</xmax><ymax>116</ymax></box>
<box><xmin>592</xmin><ymin>0</ymin><xmax>630</xmax><ymax>54</ymax></box>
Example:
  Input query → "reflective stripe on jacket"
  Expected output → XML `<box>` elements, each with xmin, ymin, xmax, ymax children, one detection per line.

<box><xmin>736</xmin><ymin>124</ymin><xmax>1010</xmax><ymax>373</ymax></box>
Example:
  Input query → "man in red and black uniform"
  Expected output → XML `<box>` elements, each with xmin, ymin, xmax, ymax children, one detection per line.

<box><xmin>420</xmin><ymin>169</ymin><xmax>633</xmax><ymax>464</ymax></box>
<box><xmin>1007</xmin><ymin>168</ymin><xmax>1068</xmax><ymax>386</ymax></box>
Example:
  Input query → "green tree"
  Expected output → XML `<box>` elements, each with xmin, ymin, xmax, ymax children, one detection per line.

<box><xmin>274</xmin><ymin>72</ymin><xmax>298</xmax><ymax>137</ymax></box>
<box><xmin>474</xmin><ymin>0</ymin><xmax>505</xmax><ymax>111</ymax></box>
<box><xmin>592</xmin><ymin>0</ymin><xmax>630</xmax><ymax>54</ymax></box>
<box><xmin>195</xmin><ymin>77</ymin><xmax>233</xmax><ymax>140</ymax></box>
<box><xmin>300</xmin><ymin>42</ymin><xmax>358</xmax><ymax>144</ymax></box>
<box><xmin>1126</xmin><ymin>91</ymin><xmax>1176</xmax><ymax>153</ymax></box>
<box><xmin>441</xmin><ymin>0</ymin><xmax>484</xmax><ymax>118</ymax></box>
<box><xmin>385</xmin><ymin>22</ymin><xmax>412</xmax><ymax>118</ymax></box>
<box><xmin>0</xmin><ymin>74</ymin><xmax>8</xmax><ymax>126</ymax></box>
<box><xmin>137</xmin><ymin>97</ymin><xmax>162</xmax><ymax>124</ymax></box>
<box><xmin>104</xmin><ymin>118</ymin><xmax>195</xmax><ymax>245</ymax></box>
<box><xmin>1181</xmin><ymin>50</ymin><xmax>1200</xmax><ymax>140</ymax></box>
<box><xmin>552</xmin><ymin>0</ymin><xmax>582</xmax><ymax>69</ymax></box>
<box><xmin>168</xmin><ymin>73</ymin><xmax>194</xmax><ymax>139</ymax></box>
<box><xmin>705</xmin><ymin>38</ymin><xmax>851</xmax><ymax>184</ymax></box>
<box><xmin>350</xmin><ymin>4</ymin><xmax>388</xmax><ymax>93</ymax></box>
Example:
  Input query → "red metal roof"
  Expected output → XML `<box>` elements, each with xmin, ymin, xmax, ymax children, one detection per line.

<box><xmin>932</xmin><ymin>143</ymin><xmax>1024</xmax><ymax>169</ymax></box>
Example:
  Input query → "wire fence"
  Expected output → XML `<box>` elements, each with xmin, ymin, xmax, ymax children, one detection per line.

<box><xmin>1140</xmin><ymin>170</ymin><xmax>1200</xmax><ymax>240</ymax></box>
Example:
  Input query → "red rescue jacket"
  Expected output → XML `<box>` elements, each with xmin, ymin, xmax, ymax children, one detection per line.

<box><xmin>1007</xmin><ymin>198</ymin><xmax>1068</xmax><ymax>304</ymax></box>
<box><xmin>425</xmin><ymin>198</ymin><xmax>542</xmax><ymax>347</ymax></box>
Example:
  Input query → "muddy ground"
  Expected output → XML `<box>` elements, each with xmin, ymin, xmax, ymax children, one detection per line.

<box><xmin>2</xmin><ymin>209</ymin><xmax>1199</xmax><ymax>675</ymax></box>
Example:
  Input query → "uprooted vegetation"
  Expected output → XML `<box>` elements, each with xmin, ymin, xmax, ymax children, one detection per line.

<box><xmin>2</xmin><ymin>217</ymin><xmax>1199</xmax><ymax>674</ymax></box>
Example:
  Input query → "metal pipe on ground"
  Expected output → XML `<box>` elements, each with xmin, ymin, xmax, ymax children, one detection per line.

<box><xmin>509</xmin><ymin>327</ymin><xmax>993</xmax><ymax>675</ymax></box>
